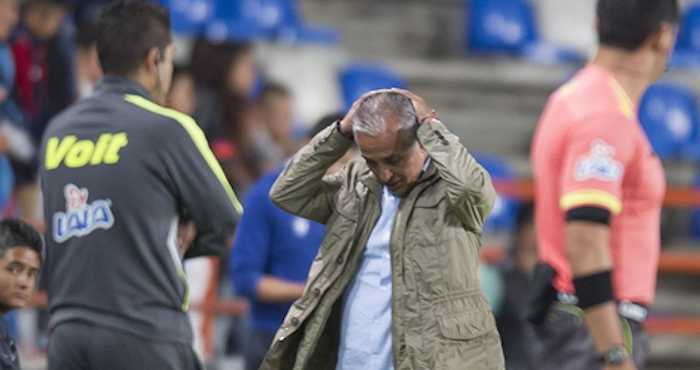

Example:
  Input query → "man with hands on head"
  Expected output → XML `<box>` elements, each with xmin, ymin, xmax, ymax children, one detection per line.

<box><xmin>260</xmin><ymin>88</ymin><xmax>504</xmax><ymax>370</ymax></box>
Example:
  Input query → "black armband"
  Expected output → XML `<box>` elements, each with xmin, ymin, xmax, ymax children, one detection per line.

<box><xmin>566</xmin><ymin>206</ymin><xmax>611</xmax><ymax>225</ymax></box>
<box><xmin>573</xmin><ymin>270</ymin><xmax>614</xmax><ymax>310</ymax></box>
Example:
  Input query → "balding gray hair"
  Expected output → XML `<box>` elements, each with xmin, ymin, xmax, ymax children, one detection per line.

<box><xmin>351</xmin><ymin>92</ymin><xmax>417</xmax><ymax>137</ymax></box>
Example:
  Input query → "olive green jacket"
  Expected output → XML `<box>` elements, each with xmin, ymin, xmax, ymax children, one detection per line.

<box><xmin>260</xmin><ymin>120</ymin><xmax>505</xmax><ymax>370</ymax></box>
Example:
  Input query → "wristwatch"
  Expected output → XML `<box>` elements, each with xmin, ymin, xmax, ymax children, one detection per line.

<box><xmin>599</xmin><ymin>345</ymin><xmax>629</xmax><ymax>366</ymax></box>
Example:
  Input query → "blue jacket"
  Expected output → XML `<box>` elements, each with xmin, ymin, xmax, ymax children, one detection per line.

<box><xmin>230</xmin><ymin>167</ymin><xmax>325</xmax><ymax>332</ymax></box>
<box><xmin>0</xmin><ymin>43</ymin><xmax>23</xmax><ymax>127</ymax></box>
<box><xmin>0</xmin><ymin>315</ymin><xmax>18</xmax><ymax>370</ymax></box>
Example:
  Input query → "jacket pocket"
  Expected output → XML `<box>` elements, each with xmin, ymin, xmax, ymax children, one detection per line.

<box><xmin>408</xmin><ymin>193</ymin><xmax>444</xmax><ymax>245</ymax></box>
<box><xmin>415</xmin><ymin>190</ymin><xmax>444</xmax><ymax>208</ymax></box>
<box><xmin>437</xmin><ymin>308</ymin><xmax>496</xmax><ymax>340</ymax></box>
<box><xmin>430</xmin><ymin>292</ymin><xmax>504</xmax><ymax>370</ymax></box>
<box><xmin>433</xmin><ymin>291</ymin><xmax>496</xmax><ymax>341</ymax></box>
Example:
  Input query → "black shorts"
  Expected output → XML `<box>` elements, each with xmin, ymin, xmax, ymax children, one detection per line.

<box><xmin>532</xmin><ymin>303</ymin><xmax>649</xmax><ymax>370</ymax></box>
<box><xmin>48</xmin><ymin>321</ymin><xmax>202</xmax><ymax>370</ymax></box>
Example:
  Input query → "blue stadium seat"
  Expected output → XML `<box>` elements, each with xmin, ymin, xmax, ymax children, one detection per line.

<box><xmin>205</xmin><ymin>0</ymin><xmax>338</xmax><ymax>43</ymax></box>
<box><xmin>472</xmin><ymin>153</ymin><xmax>519</xmax><ymax>235</ymax></box>
<box><xmin>519</xmin><ymin>41</ymin><xmax>585</xmax><ymax>65</ymax></box>
<box><xmin>638</xmin><ymin>83</ymin><xmax>700</xmax><ymax>160</ymax></box>
<box><xmin>0</xmin><ymin>156</ymin><xmax>14</xmax><ymax>213</ymax></box>
<box><xmin>466</xmin><ymin>0</ymin><xmax>583</xmax><ymax>65</ymax></box>
<box><xmin>258</xmin><ymin>0</ymin><xmax>338</xmax><ymax>43</ymax></box>
<box><xmin>202</xmin><ymin>0</ymin><xmax>266</xmax><ymax>41</ymax></box>
<box><xmin>467</xmin><ymin>0</ymin><xmax>537</xmax><ymax>54</ymax></box>
<box><xmin>167</xmin><ymin>0</ymin><xmax>215</xmax><ymax>36</ymax></box>
<box><xmin>670</xmin><ymin>5</ymin><xmax>700</xmax><ymax>69</ymax></box>
<box><xmin>166</xmin><ymin>0</ymin><xmax>337</xmax><ymax>43</ymax></box>
<box><xmin>338</xmin><ymin>64</ymin><xmax>407</xmax><ymax>111</ymax></box>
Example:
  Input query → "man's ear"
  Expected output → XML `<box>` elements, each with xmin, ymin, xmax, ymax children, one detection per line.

<box><xmin>650</xmin><ymin>22</ymin><xmax>677</xmax><ymax>54</ymax></box>
<box><xmin>145</xmin><ymin>47</ymin><xmax>160</xmax><ymax>72</ymax></box>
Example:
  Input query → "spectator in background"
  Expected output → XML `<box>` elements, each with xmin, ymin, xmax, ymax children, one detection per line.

<box><xmin>74</xmin><ymin>19</ymin><xmax>102</xmax><ymax>99</ymax></box>
<box><xmin>190</xmin><ymin>39</ymin><xmax>256</xmax><ymax>140</ymax></box>
<box><xmin>223</xmin><ymin>41</ymin><xmax>256</xmax><ymax>100</ymax></box>
<box><xmin>11</xmin><ymin>0</ymin><xmax>71</xmax><ymax>138</ymax></box>
<box><xmin>167</xmin><ymin>66</ymin><xmax>195</xmax><ymax>116</ymax></box>
<box><xmin>0</xmin><ymin>0</ymin><xmax>34</xmax><ymax>169</ymax></box>
<box><xmin>0</xmin><ymin>219</ymin><xmax>43</xmax><ymax>370</ymax></box>
<box><xmin>252</xmin><ymin>82</ymin><xmax>298</xmax><ymax>171</ymax></box>
<box><xmin>496</xmin><ymin>203</ymin><xmax>538</xmax><ymax>370</ymax></box>
<box><xmin>188</xmin><ymin>38</ymin><xmax>225</xmax><ymax>138</ymax></box>
<box><xmin>10</xmin><ymin>0</ymin><xmax>72</xmax><ymax>220</ymax></box>
<box><xmin>190</xmin><ymin>39</ymin><xmax>261</xmax><ymax>194</ymax></box>
<box><xmin>215</xmin><ymin>94</ymin><xmax>259</xmax><ymax>194</ymax></box>
<box><xmin>0</xmin><ymin>0</ymin><xmax>19</xmax><ymax>128</ymax></box>
<box><xmin>230</xmin><ymin>113</ymin><xmax>348</xmax><ymax>370</ymax></box>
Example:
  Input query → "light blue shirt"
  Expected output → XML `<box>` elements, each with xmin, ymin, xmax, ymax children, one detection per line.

<box><xmin>337</xmin><ymin>186</ymin><xmax>399</xmax><ymax>370</ymax></box>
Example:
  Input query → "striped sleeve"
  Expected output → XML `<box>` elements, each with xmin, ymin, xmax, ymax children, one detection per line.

<box><xmin>559</xmin><ymin>116</ymin><xmax>635</xmax><ymax>215</ymax></box>
<box><xmin>124</xmin><ymin>94</ymin><xmax>242</xmax><ymax>214</ymax></box>
<box><xmin>125</xmin><ymin>94</ymin><xmax>241</xmax><ymax>258</ymax></box>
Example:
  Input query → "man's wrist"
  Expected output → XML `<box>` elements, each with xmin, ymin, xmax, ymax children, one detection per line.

<box><xmin>336</xmin><ymin>121</ymin><xmax>353</xmax><ymax>140</ymax></box>
<box><xmin>598</xmin><ymin>344</ymin><xmax>630</xmax><ymax>366</ymax></box>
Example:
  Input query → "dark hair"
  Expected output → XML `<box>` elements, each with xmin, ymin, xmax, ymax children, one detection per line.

<box><xmin>258</xmin><ymin>81</ymin><xmax>290</xmax><ymax>102</ymax></box>
<box><xmin>96</xmin><ymin>0</ymin><xmax>171</xmax><ymax>76</ymax></box>
<box><xmin>190</xmin><ymin>39</ymin><xmax>253</xmax><ymax>92</ymax></box>
<box><xmin>0</xmin><ymin>219</ymin><xmax>43</xmax><ymax>262</ymax></box>
<box><xmin>597</xmin><ymin>0</ymin><xmax>680</xmax><ymax>51</ymax></box>
<box><xmin>76</xmin><ymin>19</ymin><xmax>99</xmax><ymax>49</ymax></box>
<box><xmin>515</xmin><ymin>202</ymin><xmax>534</xmax><ymax>232</ymax></box>
<box><xmin>353</xmin><ymin>92</ymin><xmax>418</xmax><ymax>149</ymax></box>
<box><xmin>308</xmin><ymin>112</ymin><xmax>345</xmax><ymax>139</ymax></box>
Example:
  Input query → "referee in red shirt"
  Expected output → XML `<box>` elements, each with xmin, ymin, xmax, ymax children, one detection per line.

<box><xmin>530</xmin><ymin>1</ymin><xmax>679</xmax><ymax>370</ymax></box>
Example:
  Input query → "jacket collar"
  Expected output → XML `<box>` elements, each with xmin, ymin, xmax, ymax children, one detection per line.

<box><xmin>358</xmin><ymin>158</ymin><xmax>438</xmax><ymax>198</ymax></box>
<box><xmin>95</xmin><ymin>75</ymin><xmax>153</xmax><ymax>100</ymax></box>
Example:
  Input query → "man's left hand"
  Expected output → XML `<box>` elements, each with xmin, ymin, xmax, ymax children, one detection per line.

<box><xmin>177</xmin><ymin>221</ymin><xmax>197</xmax><ymax>257</ymax></box>
<box><xmin>389</xmin><ymin>88</ymin><xmax>437</xmax><ymax>124</ymax></box>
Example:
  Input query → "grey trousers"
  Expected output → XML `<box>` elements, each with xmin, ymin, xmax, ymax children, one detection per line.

<box><xmin>48</xmin><ymin>321</ymin><xmax>202</xmax><ymax>370</ymax></box>
<box><xmin>533</xmin><ymin>304</ymin><xmax>649</xmax><ymax>370</ymax></box>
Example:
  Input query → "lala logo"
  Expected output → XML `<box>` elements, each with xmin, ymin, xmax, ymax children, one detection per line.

<box><xmin>52</xmin><ymin>184</ymin><xmax>114</xmax><ymax>243</ymax></box>
<box><xmin>574</xmin><ymin>140</ymin><xmax>623</xmax><ymax>182</ymax></box>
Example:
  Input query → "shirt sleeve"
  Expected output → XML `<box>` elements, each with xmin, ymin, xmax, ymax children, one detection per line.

<box><xmin>229</xmin><ymin>182</ymin><xmax>271</xmax><ymax>300</ymax></box>
<box><xmin>559</xmin><ymin>115</ymin><xmax>636</xmax><ymax>215</ymax></box>
<box><xmin>159</xmin><ymin>113</ymin><xmax>242</xmax><ymax>258</ymax></box>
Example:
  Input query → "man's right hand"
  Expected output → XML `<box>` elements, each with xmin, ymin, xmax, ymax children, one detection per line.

<box><xmin>177</xmin><ymin>220</ymin><xmax>197</xmax><ymax>257</ymax></box>
<box><xmin>339</xmin><ymin>90</ymin><xmax>388</xmax><ymax>138</ymax></box>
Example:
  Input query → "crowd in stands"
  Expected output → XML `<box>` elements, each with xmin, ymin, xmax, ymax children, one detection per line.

<box><xmin>0</xmin><ymin>0</ymin><xmax>314</xmax><ymax>217</ymax></box>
